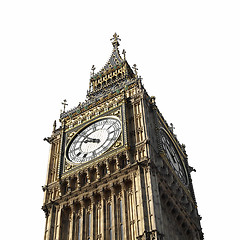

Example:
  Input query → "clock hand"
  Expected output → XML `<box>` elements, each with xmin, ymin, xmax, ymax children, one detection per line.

<box><xmin>83</xmin><ymin>137</ymin><xmax>100</xmax><ymax>143</ymax></box>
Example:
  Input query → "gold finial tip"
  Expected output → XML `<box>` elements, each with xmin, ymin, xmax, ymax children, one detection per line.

<box><xmin>110</xmin><ymin>33</ymin><xmax>121</xmax><ymax>47</ymax></box>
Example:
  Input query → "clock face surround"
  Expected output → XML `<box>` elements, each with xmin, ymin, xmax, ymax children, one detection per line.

<box><xmin>66</xmin><ymin>117</ymin><xmax>121</xmax><ymax>164</ymax></box>
<box><xmin>160</xmin><ymin>130</ymin><xmax>188</xmax><ymax>185</ymax></box>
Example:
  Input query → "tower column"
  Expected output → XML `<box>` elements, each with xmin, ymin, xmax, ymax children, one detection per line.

<box><xmin>150</xmin><ymin>168</ymin><xmax>164</xmax><ymax>237</ymax></box>
<box><xmin>106</xmin><ymin>160</ymin><xmax>110</xmax><ymax>175</ymax></box>
<box><xmin>55</xmin><ymin>204</ymin><xmax>63</xmax><ymax>240</ymax></box>
<box><xmin>136</xmin><ymin>167</ymin><xmax>148</xmax><ymax>237</ymax></box>
<box><xmin>96</xmin><ymin>164</ymin><xmax>101</xmax><ymax>180</ymax></box>
<box><xmin>126</xmin><ymin>150</ymin><xmax>130</xmax><ymax>165</ymax></box>
<box><xmin>115</xmin><ymin>156</ymin><xmax>120</xmax><ymax>170</ymax></box>
<box><xmin>44</xmin><ymin>206</ymin><xmax>53</xmax><ymax>240</ymax></box>
<box><xmin>132</xmin><ymin>174</ymin><xmax>139</xmax><ymax>238</ymax></box>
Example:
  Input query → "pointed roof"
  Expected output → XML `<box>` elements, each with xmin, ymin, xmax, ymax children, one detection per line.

<box><xmin>88</xmin><ymin>33</ymin><xmax>135</xmax><ymax>96</ymax></box>
<box><xmin>93</xmin><ymin>33</ymin><xmax>125</xmax><ymax>76</ymax></box>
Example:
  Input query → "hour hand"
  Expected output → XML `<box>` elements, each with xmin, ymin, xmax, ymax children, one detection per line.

<box><xmin>84</xmin><ymin>137</ymin><xmax>100</xmax><ymax>143</ymax></box>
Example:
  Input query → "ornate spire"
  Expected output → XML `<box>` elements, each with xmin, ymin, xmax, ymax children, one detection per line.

<box><xmin>86</xmin><ymin>33</ymin><xmax>135</xmax><ymax>100</ymax></box>
<box><xmin>94</xmin><ymin>33</ymin><xmax>124</xmax><ymax>75</ymax></box>
<box><xmin>61</xmin><ymin>34</ymin><xmax>137</xmax><ymax>119</ymax></box>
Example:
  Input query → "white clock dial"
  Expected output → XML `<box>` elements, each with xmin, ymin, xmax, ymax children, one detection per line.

<box><xmin>67</xmin><ymin>118</ymin><xmax>121</xmax><ymax>164</ymax></box>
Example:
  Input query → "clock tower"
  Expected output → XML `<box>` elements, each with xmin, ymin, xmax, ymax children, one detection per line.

<box><xmin>42</xmin><ymin>33</ymin><xmax>203</xmax><ymax>240</ymax></box>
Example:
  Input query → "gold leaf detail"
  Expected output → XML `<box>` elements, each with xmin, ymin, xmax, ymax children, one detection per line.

<box><xmin>65</xmin><ymin>162</ymin><xmax>73</xmax><ymax>171</ymax></box>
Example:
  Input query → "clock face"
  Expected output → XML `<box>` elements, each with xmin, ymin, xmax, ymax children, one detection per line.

<box><xmin>67</xmin><ymin>118</ymin><xmax>121</xmax><ymax>164</ymax></box>
<box><xmin>161</xmin><ymin>130</ymin><xmax>188</xmax><ymax>185</ymax></box>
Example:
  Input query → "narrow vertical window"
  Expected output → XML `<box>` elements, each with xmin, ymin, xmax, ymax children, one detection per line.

<box><xmin>108</xmin><ymin>204</ymin><xmax>112</xmax><ymax>240</ymax></box>
<box><xmin>78</xmin><ymin>217</ymin><xmax>81</xmax><ymax>240</ymax></box>
<box><xmin>97</xmin><ymin>206</ymin><xmax>101</xmax><ymax>236</ymax></box>
<box><xmin>72</xmin><ymin>215</ymin><xmax>76</xmax><ymax>240</ymax></box>
<box><xmin>103</xmin><ymin>200</ymin><xmax>106</xmax><ymax>238</ymax></box>
<box><xmin>82</xmin><ymin>209</ymin><xmax>86</xmax><ymax>240</ymax></box>
<box><xmin>119</xmin><ymin>200</ymin><xmax>124</xmax><ymax>240</ymax></box>
<box><xmin>129</xmin><ymin>193</ymin><xmax>134</xmax><ymax>240</ymax></box>
<box><xmin>87</xmin><ymin>213</ymin><xmax>91</xmax><ymax>240</ymax></box>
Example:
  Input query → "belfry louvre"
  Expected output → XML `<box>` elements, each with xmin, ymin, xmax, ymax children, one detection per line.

<box><xmin>42</xmin><ymin>34</ymin><xmax>203</xmax><ymax>240</ymax></box>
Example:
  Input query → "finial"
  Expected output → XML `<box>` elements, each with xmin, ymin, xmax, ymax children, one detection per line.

<box><xmin>91</xmin><ymin>65</ymin><xmax>96</xmax><ymax>76</ymax></box>
<box><xmin>169</xmin><ymin>123</ymin><xmax>175</xmax><ymax>133</ymax></box>
<box><xmin>189</xmin><ymin>166</ymin><xmax>196</xmax><ymax>173</ymax></box>
<box><xmin>122</xmin><ymin>49</ymin><xmax>126</xmax><ymax>60</ymax></box>
<box><xmin>53</xmin><ymin>120</ymin><xmax>56</xmax><ymax>132</ymax></box>
<box><xmin>110</xmin><ymin>33</ymin><xmax>121</xmax><ymax>47</ymax></box>
<box><xmin>62</xmin><ymin>99</ymin><xmax>68</xmax><ymax>113</ymax></box>
<box><xmin>132</xmin><ymin>64</ymin><xmax>138</xmax><ymax>76</ymax></box>
<box><xmin>138</xmin><ymin>76</ymin><xmax>143</xmax><ymax>89</ymax></box>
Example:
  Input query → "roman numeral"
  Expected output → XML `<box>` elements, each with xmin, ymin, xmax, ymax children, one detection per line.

<box><xmin>76</xmin><ymin>151</ymin><xmax>82</xmax><ymax>157</ymax></box>
<box><xmin>107</xmin><ymin>122</ymin><xmax>117</xmax><ymax>130</ymax></box>
<box><xmin>101</xmin><ymin>120</ymin><xmax>108</xmax><ymax>129</ymax></box>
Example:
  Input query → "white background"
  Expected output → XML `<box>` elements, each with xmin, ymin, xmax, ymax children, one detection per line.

<box><xmin>1</xmin><ymin>1</ymin><xmax>240</xmax><ymax>239</ymax></box>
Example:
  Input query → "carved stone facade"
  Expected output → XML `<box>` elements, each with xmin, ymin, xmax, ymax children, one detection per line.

<box><xmin>42</xmin><ymin>34</ymin><xmax>203</xmax><ymax>240</ymax></box>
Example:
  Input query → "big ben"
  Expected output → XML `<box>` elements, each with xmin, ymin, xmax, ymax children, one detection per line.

<box><xmin>42</xmin><ymin>33</ymin><xmax>203</xmax><ymax>240</ymax></box>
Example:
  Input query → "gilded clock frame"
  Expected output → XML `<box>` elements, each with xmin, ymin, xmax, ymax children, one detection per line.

<box><xmin>65</xmin><ymin>116</ymin><xmax>122</xmax><ymax>164</ymax></box>
<box><xmin>60</xmin><ymin>103</ymin><xmax>128</xmax><ymax>176</ymax></box>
